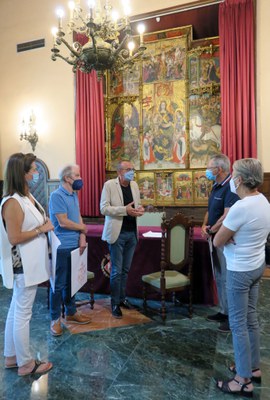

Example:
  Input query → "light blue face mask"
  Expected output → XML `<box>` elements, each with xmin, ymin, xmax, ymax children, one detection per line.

<box><xmin>28</xmin><ymin>172</ymin><xmax>39</xmax><ymax>186</ymax></box>
<box><xmin>205</xmin><ymin>169</ymin><xmax>216</xmax><ymax>181</ymax></box>
<box><xmin>124</xmin><ymin>170</ymin><xmax>135</xmax><ymax>182</ymax></box>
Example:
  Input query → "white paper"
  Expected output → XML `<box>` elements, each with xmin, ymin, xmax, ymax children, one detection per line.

<box><xmin>49</xmin><ymin>231</ymin><xmax>61</xmax><ymax>293</ymax></box>
<box><xmin>142</xmin><ymin>230</ymin><xmax>162</xmax><ymax>238</ymax></box>
<box><xmin>71</xmin><ymin>245</ymin><xmax>88</xmax><ymax>297</ymax></box>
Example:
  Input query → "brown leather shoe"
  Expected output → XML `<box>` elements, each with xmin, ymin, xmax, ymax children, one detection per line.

<box><xmin>65</xmin><ymin>311</ymin><xmax>91</xmax><ymax>325</ymax></box>
<box><xmin>50</xmin><ymin>318</ymin><xmax>63</xmax><ymax>336</ymax></box>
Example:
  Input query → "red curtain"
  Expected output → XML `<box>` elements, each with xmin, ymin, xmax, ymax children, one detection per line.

<box><xmin>75</xmin><ymin>70</ymin><xmax>105</xmax><ymax>216</ymax></box>
<box><xmin>219</xmin><ymin>0</ymin><xmax>256</xmax><ymax>163</ymax></box>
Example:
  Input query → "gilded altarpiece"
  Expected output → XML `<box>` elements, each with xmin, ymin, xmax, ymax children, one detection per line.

<box><xmin>105</xmin><ymin>27</ymin><xmax>220</xmax><ymax>206</ymax></box>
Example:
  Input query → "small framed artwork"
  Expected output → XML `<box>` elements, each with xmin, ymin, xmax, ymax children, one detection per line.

<box><xmin>174</xmin><ymin>171</ymin><xmax>193</xmax><ymax>205</ymax></box>
<box><xmin>156</xmin><ymin>172</ymin><xmax>174</xmax><ymax>205</ymax></box>
<box><xmin>136</xmin><ymin>172</ymin><xmax>155</xmax><ymax>204</ymax></box>
<box><xmin>193</xmin><ymin>170</ymin><xmax>212</xmax><ymax>204</ymax></box>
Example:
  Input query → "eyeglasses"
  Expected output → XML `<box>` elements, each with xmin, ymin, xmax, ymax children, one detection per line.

<box><xmin>122</xmin><ymin>168</ymin><xmax>135</xmax><ymax>172</ymax></box>
<box><xmin>207</xmin><ymin>166</ymin><xmax>218</xmax><ymax>171</ymax></box>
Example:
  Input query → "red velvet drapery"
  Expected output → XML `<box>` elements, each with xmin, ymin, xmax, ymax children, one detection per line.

<box><xmin>75</xmin><ymin>70</ymin><xmax>105</xmax><ymax>216</ymax></box>
<box><xmin>219</xmin><ymin>0</ymin><xmax>256</xmax><ymax>163</ymax></box>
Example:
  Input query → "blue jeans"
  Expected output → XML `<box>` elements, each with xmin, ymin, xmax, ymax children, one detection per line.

<box><xmin>226</xmin><ymin>263</ymin><xmax>265</xmax><ymax>378</ymax></box>
<box><xmin>213</xmin><ymin>246</ymin><xmax>228</xmax><ymax>315</ymax></box>
<box><xmin>50</xmin><ymin>248</ymin><xmax>77</xmax><ymax>321</ymax></box>
<box><xmin>109</xmin><ymin>230</ymin><xmax>137</xmax><ymax>306</ymax></box>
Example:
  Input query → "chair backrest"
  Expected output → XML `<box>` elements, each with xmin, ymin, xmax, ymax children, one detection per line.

<box><xmin>161</xmin><ymin>212</ymin><xmax>194</xmax><ymax>272</ymax></box>
<box><xmin>137</xmin><ymin>205</ymin><xmax>165</xmax><ymax>227</ymax></box>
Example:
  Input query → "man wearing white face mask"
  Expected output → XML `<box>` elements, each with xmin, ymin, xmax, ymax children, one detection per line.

<box><xmin>201</xmin><ymin>154</ymin><xmax>239</xmax><ymax>332</ymax></box>
<box><xmin>100</xmin><ymin>161</ymin><xmax>145</xmax><ymax>318</ymax></box>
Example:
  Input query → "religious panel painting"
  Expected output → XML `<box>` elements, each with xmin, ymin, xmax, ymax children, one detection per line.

<box><xmin>155</xmin><ymin>172</ymin><xmax>174</xmax><ymax>205</ymax></box>
<box><xmin>142</xmin><ymin>80</ymin><xmax>187</xmax><ymax>170</ymax></box>
<box><xmin>188</xmin><ymin>37</ymin><xmax>220</xmax><ymax>88</ymax></box>
<box><xmin>199</xmin><ymin>56</ymin><xmax>220</xmax><ymax>86</ymax></box>
<box><xmin>136</xmin><ymin>172</ymin><xmax>155</xmax><ymax>204</ymax></box>
<box><xmin>193</xmin><ymin>170</ymin><xmax>212</xmax><ymax>204</ymax></box>
<box><xmin>173</xmin><ymin>171</ymin><xmax>193</xmax><ymax>205</ymax></box>
<box><xmin>189</xmin><ymin>93</ymin><xmax>221</xmax><ymax>168</ymax></box>
<box><xmin>109</xmin><ymin>64</ymin><xmax>140</xmax><ymax>97</ymax></box>
<box><xmin>142</xmin><ymin>35</ymin><xmax>187</xmax><ymax>83</ymax></box>
<box><xmin>109</xmin><ymin>100</ymin><xmax>140</xmax><ymax>170</ymax></box>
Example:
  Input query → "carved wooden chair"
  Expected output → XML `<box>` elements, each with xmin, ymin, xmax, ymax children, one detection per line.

<box><xmin>142</xmin><ymin>212</ymin><xmax>194</xmax><ymax>321</ymax></box>
<box><xmin>137</xmin><ymin>205</ymin><xmax>165</xmax><ymax>227</ymax></box>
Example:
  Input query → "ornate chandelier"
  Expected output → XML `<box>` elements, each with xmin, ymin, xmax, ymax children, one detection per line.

<box><xmin>51</xmin><ymin>0</ymin><xmax>146</xmax><ymax>77</ymax></box>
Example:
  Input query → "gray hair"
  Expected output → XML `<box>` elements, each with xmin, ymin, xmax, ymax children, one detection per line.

<box><xmin>59</xmin><ymin>164</ymin><xmax>78</xmax><ymax>182</ymax></box>
<box><xmin>233</xmin><ymin>158</ymin><xmax>263</xmax><ymax>189</ymax></box>
<box><xmin>117</xmin><ymin>161</ymin><xmax>124</xmax><ymax>172</ymax></box>
<box><xmin>210</xmin><ymin>154</ymin><xmax>230</xmax><ymax>173</ymax></box>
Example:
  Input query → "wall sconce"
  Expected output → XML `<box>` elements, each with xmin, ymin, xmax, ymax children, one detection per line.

<box><xmin>20</xmin><ymin>110</ymin><xmax>39</xmax><ymax>152</ymax></box>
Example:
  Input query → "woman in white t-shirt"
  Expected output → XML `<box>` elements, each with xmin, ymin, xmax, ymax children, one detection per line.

<box><xmin>213</xmin><ymin>158</ymin><xmax>270</xmax><ymax>398</ymax></box>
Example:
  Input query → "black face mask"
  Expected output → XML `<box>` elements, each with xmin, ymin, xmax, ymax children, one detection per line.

<box><xmin>72</xmin><ymin>179</ymin><xmax>83</xmax><ymax>190</ymax></box>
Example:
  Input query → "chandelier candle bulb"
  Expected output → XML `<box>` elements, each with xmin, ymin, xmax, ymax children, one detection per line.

<box><xmin>137</xmin><ymin>23</ymin><xmax>145</xmax><ymax>46</ymax></box>
<box><xmin>56</xmin><ymin>9</ymin><xmax>64</xmax><ymax>30</ymax></box>
<box><xmin>68</xmin><ymin>1</ymin><xmax>75</xmax><ymax>21</ymax></box>
<box><xmin>51</xmin><ymin>27</ymin><xmax>58</xmax><ymax>46</ymax></box>
<box><xmin>128</xmin><ymin>41</ymin><xmax>135</xmax><ymax>57</ymax></box>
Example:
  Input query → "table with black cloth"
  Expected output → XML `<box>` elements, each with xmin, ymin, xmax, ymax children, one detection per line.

<box><xmin>86</xmin><ymin>225</ymin><xmax>217</xmax><ymax>305</ymax></box>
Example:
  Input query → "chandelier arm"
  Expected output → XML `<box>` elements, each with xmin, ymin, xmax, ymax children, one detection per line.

<box><xmin>113</xmin><ymin>34</ymin><xmax>130</xmax><ymax>58</ymax></box>
<box><xmin>53</xmin><ymin>53</ymin><xmax>77</xmax><ymax>66</ymax></box>
<box><xmin>59</xmin><ymin>37</ymin><xmax>81</xmax><ymax>57</ymax></box>
<box><xmin>89</xmin><ymin>32</ymin><xmax>97</xmax><ymax>54</ymax></box>
<box><xmin>130</xmin><ymin>49</ymin><xmax>144</xmax><ymax>61</ymax></box>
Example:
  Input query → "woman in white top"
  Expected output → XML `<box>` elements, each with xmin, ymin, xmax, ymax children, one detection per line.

<box><xmin>214</xmin><ymin>158</ymin><xmax>270</xmax><ymax>398</ymax></box>
<box><xmin>0</xmin><ymin>153</ymin><xmax>54</xmax><ymax>376</ymax></box>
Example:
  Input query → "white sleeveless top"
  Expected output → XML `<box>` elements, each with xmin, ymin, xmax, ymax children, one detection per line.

<box><xmin>0</xmin><ymin>193</ymin><xmax>50</xmax><ymax>288</ymax></box>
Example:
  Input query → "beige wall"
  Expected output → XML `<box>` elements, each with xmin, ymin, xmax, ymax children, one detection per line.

<box><xmin>0</xmin><ymin>0</ymin><xmax>75</xmax><ymax>178</ymax></box>
<box><xmin>0</xmin><ymin>0</ymin><xmax>269</xmax><ymax>179</ymax></box>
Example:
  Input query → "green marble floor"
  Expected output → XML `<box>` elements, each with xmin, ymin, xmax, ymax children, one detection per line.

<box><xmin>0</xmin><ymin>278</ymin><xmax>270</xmax><ymax>400</ymax></box>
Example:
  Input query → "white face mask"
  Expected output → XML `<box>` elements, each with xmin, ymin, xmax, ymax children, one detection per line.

<box><xmin>230</xmin><ymin>177</ymin><xmax>239</xmax><ymax>194</ymax></box>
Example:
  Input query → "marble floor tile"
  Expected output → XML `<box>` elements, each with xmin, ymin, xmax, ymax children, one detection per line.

<box><xmin>0</xmin><ymin>278</ymin><xmax>269</xmax><ymax>399</ymax></box>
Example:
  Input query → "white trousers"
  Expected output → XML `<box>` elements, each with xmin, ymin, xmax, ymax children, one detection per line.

<box><xmin>4</xmin><ymin>274</ymin><xmax>37</xmax><ymax>367</ymax></box>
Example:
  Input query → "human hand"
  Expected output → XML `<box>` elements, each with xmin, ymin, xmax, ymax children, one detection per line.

<box><xmin>79</xmin><ymin>234</ymin><xmax>87</xmax><ymax>255</ymax></box>
<box><xmin>225</xmin><ymin>237</ymin><xmax>236</xmax><ymax>245</ymax></box>
<box><xmin>126</xmin><ymin>202</ymin><xmax>144</xmax><ymax>217</ymax></box>
<box><xmin>136</xmin><ymin>205</ymin><xmax>145</xmax><ymax>217</ymax></box>
<box><xmin>201</xmin><ymin>224</ymin><xmax>210</xmax><ymax>239</ymax></box>
<box><xmin>40</xmin><ymin>219</ymin><xmax>54</xmax><ymax>233</ymax></box>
